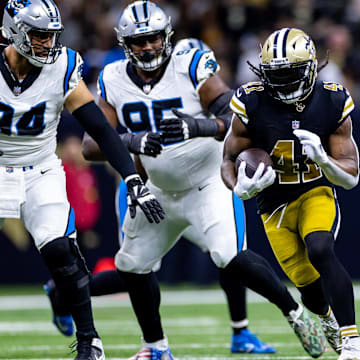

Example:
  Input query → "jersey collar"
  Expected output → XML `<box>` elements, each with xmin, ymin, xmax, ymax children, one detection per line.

<box><xmin>126</xmin><ymin>60</ymin><xmax>169</xmax><ymax>94</ymax></box>
<box><xmin>0</xmin><ymin>49</ymin><xmax>42</xmax><ymax>96</ymax></box>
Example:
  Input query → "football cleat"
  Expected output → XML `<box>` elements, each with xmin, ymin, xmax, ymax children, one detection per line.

<box><xmin>338</xmin><ymin>336</ymin><xmax>360</xmax><ymax>360</ymax></box>
<box><xmin>72</xmin><ymin>337</ymin><xmax>105</xmax><ymax>360</ymax></box>
<box><xmin>287</xmin><ymin>303</ymin><xmax>326</xmax><ymax>358</ymax></box>
<box><xmin>318</xmin><ymin>310</ymin><xmax>341</xmax><ymax>353</ymax></box>
<box><xmin>129</xmin><ymin>347</ymin><xmax>173</xmax><ymax>360</ymax></box>
<box><xmin>231</xmin><ymin>329</ymin><xmax>276</xmax><ymax>353</ymax></box>
<box><xmin>44</xmin><ymin>279</ymin><xmax>74</xmax><ymax>336</ymax></box>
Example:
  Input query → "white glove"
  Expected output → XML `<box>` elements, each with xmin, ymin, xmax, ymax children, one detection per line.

<box><xmin>293</xmin><ymin>129</ymin><xmax>329</xmax><ymax>166</ymax></box>
<box><xmin>233</xmin><ymin>162</ymin><xmax>276</xmax><ymax>200</ymax></box>
<box><xmin>294</xmin><ymin>129</ymin><xmax>359</xmax><ymax>189</ymax></box>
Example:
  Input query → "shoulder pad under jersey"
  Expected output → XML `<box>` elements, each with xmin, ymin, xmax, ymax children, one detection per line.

<box><xmin>230</xmin><ymin>82</ymin><xmax>264</xmax><ymax>125</ymax></box>
<box><xmin>322</xmin><ymin>81</ymin><xmax>355</xmax><ymax>126</ymax></box>
<box><xmin>62</xmin><ymin>47</ymin><xmax>83</xmax><ymax>99</ymax></box>
<box><xmin>175</xmin><ymin>48</ymin><xmax>220</xmax><ymax>91</ymax></box>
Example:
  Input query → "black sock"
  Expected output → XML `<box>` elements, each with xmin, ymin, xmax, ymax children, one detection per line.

<box><xmin>219</xmin><ymin>268</ymin><xmax>248</xmax><ymax>335</ymax></box>
<box><xmin>306</xmin><ymin>231</ymin><xmax>355</xmax><ymax>326</ymax></box>
<box><xmin>233</xmin><ymin>327</ymin><xmax>247</xmax><ymax>335</ymax></box>
<box><xmin>222</xmin><ymin>250</ymin><xmax>298</xmax><ymax>316</ymax></box>
<box><xmin>297</xmin><ymin>278</ymin><xmax>329</xmax><ymax>315</ymax></box>
<box><xmin>90</xmin><ymin>270</ymin><xmax>127</xmax><ymax>296</ymax></box>
<box><xmin>118</xmin><ymin>270</ymin><xmax>163</xmax><ymax>343</ymax></box>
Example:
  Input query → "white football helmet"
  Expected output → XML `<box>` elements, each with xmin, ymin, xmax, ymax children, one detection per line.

<box><xmin>250</xmin><ymin>28</ymin><xmax>318</xmax><ymax>104</ymax></box>
<box><xmin>2</xmin><ymin>0</ymin><xmax>63</xmax><ymax>67</ymax></box>
<box><xmin>115</xmin><ymin>1</ymin><xmax>173</xmax><ymax>71</ymax></box>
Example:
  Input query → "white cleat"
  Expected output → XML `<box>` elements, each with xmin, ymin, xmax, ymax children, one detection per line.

<box><xmin>287</xmin><ymin>303</ymin><xmax>326</xmax><ymax>358</ymax></box>
<box><xmin>338</xmin><ymin>337</ymin><xmax>360</xmax><ymax>360</ymax></box>
<box><xmin>318</xmin><ymin>309</ymin><xmax>341</xmax><ymax>354</ymax></box>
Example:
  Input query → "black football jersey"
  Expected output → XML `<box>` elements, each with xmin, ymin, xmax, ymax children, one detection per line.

<box><xmin>230</xmin><ymin>80</ymin><xmax>355</xmax><ymax>213</ymax></box>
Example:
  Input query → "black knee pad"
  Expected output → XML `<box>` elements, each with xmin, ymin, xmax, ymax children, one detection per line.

<box><xmin>223</xmin><ymin>249</ymin><xmax>273</xmax><ymax>284</ymax></box>
<box><xmin>224</xmin><ymin>250</ymin><xmax>261</xmax><ymax>273</ymax></box>
<box><xmin>41</xmin><ymin>237</ymin><xmax>89</xmax><ymax>290</ymax></box>
<box><xmin>305</xmin><ymin>231</ymin><xmax>334</xmax><ymax>268</ymax></box>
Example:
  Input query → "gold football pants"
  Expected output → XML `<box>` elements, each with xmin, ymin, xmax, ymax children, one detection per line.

<box><xmin>261</xmin><ymin>186</ymin><xmax>340</xmax><ymax>287</ymax></box>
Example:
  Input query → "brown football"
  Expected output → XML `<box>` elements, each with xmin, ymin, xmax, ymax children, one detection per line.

<box><xmin>235</xmin><ymin>148</ymin><xmax>273</xmax><ymax>178</ymax></box>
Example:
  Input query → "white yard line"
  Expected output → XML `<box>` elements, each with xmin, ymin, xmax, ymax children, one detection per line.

<box><xmin>3</xmin><ymin>357</ymin><xmax>339</xmax><ymax>360</ymax></box>
<box><xmin>1</xmin><ymin>284</ymin><xmax>360</xmax><ymax>310</ymax></box>
<box><xmin>7</xmin><ymin>342</ymin><xmax>303</xmax><ymax>351</ymax></box>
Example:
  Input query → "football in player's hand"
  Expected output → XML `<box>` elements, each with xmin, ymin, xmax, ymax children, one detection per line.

<box><xmin>235</xmin><ymin>148</ymin><xmax>273</xmax><ymax>178</ymax></box>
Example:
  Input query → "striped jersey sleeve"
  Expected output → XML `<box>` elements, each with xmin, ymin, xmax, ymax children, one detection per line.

<box><xmin>97</xmin><ymin>69</ymin><xmax>107</xmax><ymax>102</ymax></box>
<box><xmin>323</xmin><ymin>81</ymin><xmax>355</xmax><ymax>125</ymax></box>
<box><xmin>188</xmin><ymin>49</ymin><xmax>220</xmax><ymax>91</ymax></box>
<box><xmin>341</xmin><ymin>90</ymin><xmax>355</xmax><ymax>122</ymax></box>
<box><xmin>63</xmin><ymin>48</ymin><xmax>83</xmax><ymax>99</ymax></box>
<box><xmin>230</xmin><ymin>87</ymin><xmax>249</xmax><ymax>125</ymax></box>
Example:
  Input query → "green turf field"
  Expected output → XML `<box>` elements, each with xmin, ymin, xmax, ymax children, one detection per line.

<box><xmin>0</xmin><ymin>285</ymin><xmax>358</xmax><ymax>360</ymax></box>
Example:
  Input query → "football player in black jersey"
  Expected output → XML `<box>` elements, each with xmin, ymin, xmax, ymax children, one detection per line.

<box><xmin>222</xmin><ymin>28</ymin><xmax>360</xmax><ymax>360</ymax></box>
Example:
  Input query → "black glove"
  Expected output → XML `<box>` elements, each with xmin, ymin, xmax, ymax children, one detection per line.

<box><xmin>120</xmin><ymin>132</ymin><xmax>162</xmax><ymax>157</ymax></box>
<box><xmin>159</xmin><ymin>109</ymin><xmax>219</xmax><ymax>145</ymax></box>
<box><xmin>125</xmin><ymin>175</ymin><xmax>165</xmax><ymax>224</ymax></box>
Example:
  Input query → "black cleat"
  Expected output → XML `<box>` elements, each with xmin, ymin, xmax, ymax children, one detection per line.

<box><xmin>73</xmin><ymin>337</ymin><xmax>105</xmax><ymax>360</ymax></box>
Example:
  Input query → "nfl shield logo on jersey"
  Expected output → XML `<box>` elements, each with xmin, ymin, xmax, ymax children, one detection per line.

<box><xmin>292</xmin><ymin>120</ymin><xmax>300</xmax><ymax>130</ymax></box>
<box><xmin>13</xmin><ymin>86</ymin><xmax>21</xmax><ymax>96</ymax></box>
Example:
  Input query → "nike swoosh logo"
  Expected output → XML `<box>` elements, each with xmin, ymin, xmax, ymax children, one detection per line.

<box><xmin>198</xmin><ymin>184</ymin><xmax>210</xmax><ymax>191</ymax></box>
<box><xmin>40</xmin><ymin>169</ymin><xmax>51</xmax><ymax>175</ymax></box>
<box><xmin>94</xmin><ymin>351</ymin><xmax>104</xmax><ymax>360</ymax></box>
<box><xmin>55</xmin><ymin>318</ymin><xmax>70</xmax><ymax>333</ymax></box>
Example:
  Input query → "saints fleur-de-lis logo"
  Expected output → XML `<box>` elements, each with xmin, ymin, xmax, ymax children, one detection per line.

<box><xmin>303</xmin><ymin>35</ymin><xmax>315</xmax><ymax>56</ymax></box>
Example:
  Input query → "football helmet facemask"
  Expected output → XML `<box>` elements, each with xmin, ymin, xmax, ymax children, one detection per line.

<box><xmin>250</xmin><ymin>28</ymin><xmax>318</xmax><ymax>104</ymax></box>
<box><xmin>115</xmin><ymin>1</ymin><xmax>173</xmax><ymax>72</ymax></box>
<box><xmin>2</xmin><ymin>0</ymin><xmax>63</xmax><ymax>67</ymax></box>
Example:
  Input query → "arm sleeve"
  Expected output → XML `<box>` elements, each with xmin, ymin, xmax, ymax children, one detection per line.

<box><xmin>73</xmin><ymin>101</ymin><xmax>137</xmax><ymax>178</ymax></box>
<box><xmin>208</xmin><ymin>90</ymin><xmax>235</xmax><ymax>131</ymax></box>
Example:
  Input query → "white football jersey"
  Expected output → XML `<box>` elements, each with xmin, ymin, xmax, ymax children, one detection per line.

<box><xmin>99</xmin><ymin>48</ymin><xmax>222</xmax><ymax>191</ymax></box>
<box><xmin>0</xmin><ymin>46</ymin><xmax>83</xmax><ymax>166</ymax></box>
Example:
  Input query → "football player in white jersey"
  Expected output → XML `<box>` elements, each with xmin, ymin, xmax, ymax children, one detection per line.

<box><xmin>81</xmin><ymin>2</ymin><xmax>328</xmax><ymax>359</ymax></box>
<box><xmin>0</xmin><ymin>1</ymin><xmax>164</xmax><ymax>359</ymax></box>
<box><xmin>45</xmin><ymin>37</ymin><xmax>277</xmax><ymax>354</ymax></box>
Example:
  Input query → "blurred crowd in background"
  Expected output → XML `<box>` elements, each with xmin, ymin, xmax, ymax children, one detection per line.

<box><xmin>56</xmin><ymin>0</ymin><xmax>360</xmax><ymax>101</ymax></box>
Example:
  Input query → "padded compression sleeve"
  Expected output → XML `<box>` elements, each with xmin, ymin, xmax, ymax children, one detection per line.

<box><xmin>119</xmin><ymin>133</ymin><xmax>133</xmax><ymax>150</ymax></box>
<box><xmin>208</xmin><ymin>90</ymin><xmax>234</xmax><ymax>131</ymax></box>
<box><xmin>73</xmin><ymin>101</ymin><xmax>136</xmax><ymax>179</ymax></box>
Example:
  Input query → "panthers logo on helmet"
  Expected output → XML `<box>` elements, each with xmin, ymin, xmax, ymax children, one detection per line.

<box><xmin>2</xmin><ymin>0</ymin><xmax>63</xmax><ymax>67</ymax></box>
<box><xmin>205</xmin><ymin>59</ymin><xmax>217</xmax><ymax>72</ymax></box>
<box><xmin>115</xmin><ymin>1</ymin><xmax>173</xmax><ymax>72</ymax></box>
<box><xmin>6</xmin><ymin>0</ymin><xmax>32</xmax><ymax>17</ymax></box>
